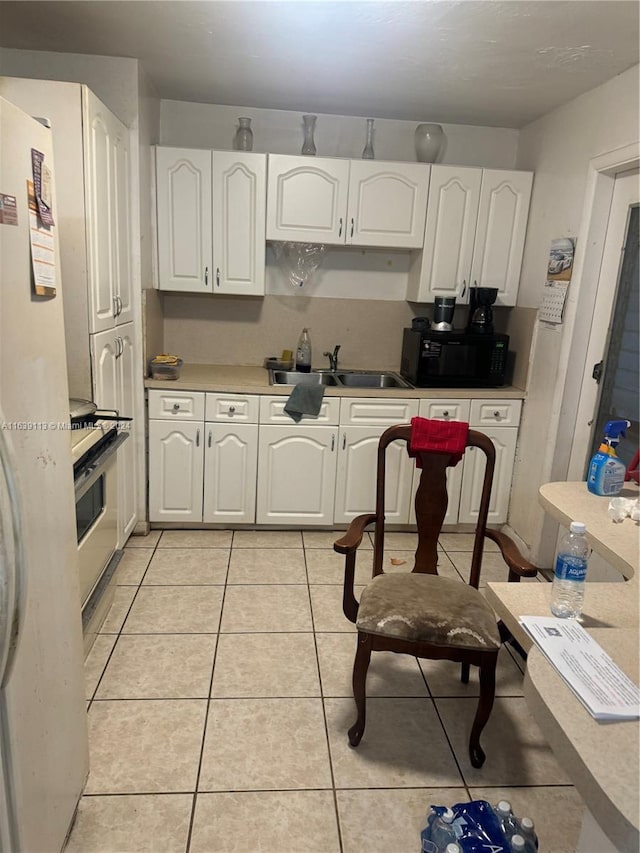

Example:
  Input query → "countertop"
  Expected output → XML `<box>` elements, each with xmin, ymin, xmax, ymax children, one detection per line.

<box><xmin>145</xmin><ymin>363</ymin><xmax>527</xmax><ymax>399</ymax></box>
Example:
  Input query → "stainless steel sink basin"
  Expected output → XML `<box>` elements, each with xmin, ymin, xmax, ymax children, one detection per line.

<box><xmin>269</xmin><ymin>369</ymin><xmax>411</xmax><ymax>389</ymax></box>
<box><xmin>271</xmin><ymin>370</ymin><xmax>339</xmax><ymax>386</ymax></box>
<box><xmin>336</xmin><ymin>371</ymin><xmax>412</xmax><ymax>389</ymax></box>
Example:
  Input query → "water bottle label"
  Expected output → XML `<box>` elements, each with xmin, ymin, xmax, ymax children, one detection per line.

<box><xmin>554</xmin><ymin>554</ymin><xmax>587</xmax><ymax>581</ymax></box>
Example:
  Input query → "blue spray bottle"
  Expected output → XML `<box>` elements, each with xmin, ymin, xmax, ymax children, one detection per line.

<box><xmin>587</xmin><ymin>419</ymin><xmax>631</xmax><ymax>496</ymax></box>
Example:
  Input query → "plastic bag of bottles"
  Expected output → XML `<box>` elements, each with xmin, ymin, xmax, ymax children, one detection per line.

<box><xmin>420</xmin><ymin>800</ymin><xmax>538</xmax><ymax>853</ymax></box>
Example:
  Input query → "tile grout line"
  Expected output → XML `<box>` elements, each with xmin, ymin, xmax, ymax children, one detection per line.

<box><xmin>184</xmin><ymin>529</ymin><xmax>233</xmax><ymax>853</ymax></box>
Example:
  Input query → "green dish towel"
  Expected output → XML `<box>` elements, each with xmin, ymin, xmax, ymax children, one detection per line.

<box><xmin>284</xmin><ymin>384</ymin><xmax>325</xmax><ymax>422</ymax></box>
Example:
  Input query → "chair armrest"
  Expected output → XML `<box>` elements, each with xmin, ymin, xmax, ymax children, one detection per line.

<box><xmin>485</xmin><ymin>529</ymin><xmax>539</xmax><ymax>581</ymax></box>
<box><xmin>333</xmin><ymin>513</ymin><xmax>376</xmax><ymax>555</ymax></box>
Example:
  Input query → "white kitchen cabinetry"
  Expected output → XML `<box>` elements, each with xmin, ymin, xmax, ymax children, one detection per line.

<box><xmin>156</xmin><ymin>147</ymin><xmax>212</xmax><ymax>293</ymax></box>
<box><xmin>156</xmin><ymin>147</ymin><xmax>266</xmax><ymax>294</ymax></box>
<box><xmin>90</xmin><ymin>324</ymin><xmax>138</xmax><ymax>545</ymax></box>
<box><xmin>203</xmin><ymin>393</ymin><xmax>259</xmax><ymax>524</ymax></box>
<box><xmin>83</xmin><ymin>87</ymin><xmax>133</xmax><ymax>332</ymax></box>
<box><xmin>407</xmin><ymin>166</ymin><xmax>482</xmax><ymax>302</ymax></box>
<box><xmin>335</xmin><ymin>398</ymin><xmax>419</xmax><ymax>524</ymax></box>
<box><xmin>266</xmin><ymin>154</ymin><xmax>429</xmax><ymax>248</ymax></box>
<box><xmin>149</xmin><ymin>419</ymin><xmax>204</xmax><ymax>523</ymax></box>
<box><xmin>407</xmin><ymin>167</ymin><xmax>533</xmax><ymax>306</ymax></box>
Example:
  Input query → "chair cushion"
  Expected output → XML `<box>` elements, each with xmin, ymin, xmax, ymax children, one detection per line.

<box><xmin>356</xmin><ymin>573</ymin><xmax>501</xmax><ymax>651</ymax></box>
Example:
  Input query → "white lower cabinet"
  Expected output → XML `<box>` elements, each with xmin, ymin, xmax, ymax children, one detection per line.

<box><xmin>256</xmin><ymin>426</ymin><xmax>337</xmax><ymax>525</ymax></box>
<box><xmin>458</xmin><ymin>426</ymin><xmax>518</xmax><ymax>525</ymax></box>
<box><xmin>204</xmin><ymin>423</ymin><xmax>258</xmax><ymax>523</ymax></box>
<box><xmin>148</xmin><ymin>419</ymin><xmax>204</xmax><ymax>522</ymax></box>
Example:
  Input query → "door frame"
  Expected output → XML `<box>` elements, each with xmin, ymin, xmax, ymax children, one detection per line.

<box><xmin>547</xmin><ymin>142</ymin><xmax>639</xmax><ymax>487</ymax></box>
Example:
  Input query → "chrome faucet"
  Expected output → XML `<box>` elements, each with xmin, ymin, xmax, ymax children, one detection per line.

<box><xmin>323</xmin><ymin>345</ymin><xmax>341</xmax><ymax>372</ymax></box>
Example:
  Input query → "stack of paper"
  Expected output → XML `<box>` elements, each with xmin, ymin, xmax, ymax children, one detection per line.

<box><xmin>519</xmin><ymin>616</ymin><xmax>640</xmax><ymax>722</ymax></box>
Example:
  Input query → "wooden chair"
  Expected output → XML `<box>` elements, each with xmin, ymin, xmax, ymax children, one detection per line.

<box><xmin>334</xmin><ymin>424</ymin><xmax>538</xmax><ymax>768</ymax></box>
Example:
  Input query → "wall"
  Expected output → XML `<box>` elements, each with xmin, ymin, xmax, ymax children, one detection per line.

<box><xmin>509</xmin><ymin>65</ymin><xmax>640</xmax><ymax>564</ymax></box>
<box><xmin>159</xmin><ymin>100</ymin><xmax>520</xmax><ymax>167</ymax></box>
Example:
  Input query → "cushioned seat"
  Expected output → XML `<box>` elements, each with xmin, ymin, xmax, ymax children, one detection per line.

<box><xmin>356</xmin><ymin>573</ymin><xmax>501</xmax><ymax>650</ymax></box>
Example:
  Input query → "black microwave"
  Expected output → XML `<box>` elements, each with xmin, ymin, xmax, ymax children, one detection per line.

<box><xmin>400</xmin><ymin>329</ymin><xmax>509</xmax><ymax>388</ymax></box>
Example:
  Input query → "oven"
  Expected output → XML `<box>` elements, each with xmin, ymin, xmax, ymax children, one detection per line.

<box><xmin>72</xmin><ymin>424</ymin><xmax>128</xmax><ymax>653</ymax></box>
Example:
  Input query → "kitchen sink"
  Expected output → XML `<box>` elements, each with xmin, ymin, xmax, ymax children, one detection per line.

<box><xmin>271</xmin><ymin>370</ymin><xmax>339</xmax><ymax>386</ymax></box>
<box><xmin>269</xmin><ymin>369</ymin><xmax>411</xmax><ymax>389</ymax></box>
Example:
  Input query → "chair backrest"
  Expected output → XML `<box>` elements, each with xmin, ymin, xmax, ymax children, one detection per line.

<box><xmin>371</xmin><ymin>424</ymin><xmax>496</xmax><ymax>588</ymax></box>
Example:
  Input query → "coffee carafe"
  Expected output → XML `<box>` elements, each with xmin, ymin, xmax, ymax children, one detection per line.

<box><xmin>432</xmin><ymin>296</ymin><xmax>456</xmax><ymax>332</ymax></box>
<box><xmin>468</xmin><ymin>286</ymin><xmax>498</xmax><ymax>334</ymax></box>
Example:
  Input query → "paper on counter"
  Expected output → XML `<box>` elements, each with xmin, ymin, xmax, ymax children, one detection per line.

<box><xmin>520</xmin><ymin>615</ymin><xmax>640</xmax><ymax>722</ymax></box>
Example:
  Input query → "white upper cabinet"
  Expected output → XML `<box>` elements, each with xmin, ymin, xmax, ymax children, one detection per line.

<box><xmin>83</xmin><ymin>89</ymin><xmax>133</xmax><ymax>332</ymax></box>
<box><xmin>266</xmin><ymin>155</ymin><xmax>430</xmax><ymax>248</ymax></box>
<box><xmin>470</xmin><ymin>169</ymin><xmax>533</xmax><ymax>306</ymax></box>
<box><xmin>266</xmin><ymin>154</ymin><xmax>350</xmax><ymax>244</ymax></box>
<box><xmin>156</xmin><ymin>147</ymin><xmax>213</xmax><ymax>293</ymax></box>
<box><xmin>407</xmin><ymin>167</ymin><xmax>533</xmax><ymax>305</ymax></box>
<box><xmin>407</xmin><ymin>165</ymin><xmax>482</xmax><ymax>303</ymax></box>
<box><xmin>346</xmin><ymin>161</ymin><xmax>430</xmax><ymax>248</ymax></box>
<box><xmin>212</xmin><ymin>151</ymin><xmax>266</xmax><ymax>296</ymax></box>
<box><xmin>156</xmin><ymin>147</ymin><xmax>266</xmax><ymax>295</ymax></box>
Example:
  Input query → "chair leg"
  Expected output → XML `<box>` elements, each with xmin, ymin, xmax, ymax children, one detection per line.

<box><xmin>460</xmin><ymin>662</ymin><xmax>470</xmax><ymax>683</ymax></box>
<box><xmin>348</xmin><ymin>632</ymin><xmax>372</xmax><ymax>748</ymax></box>
<box><xmin>468</xmin><ymin>653</ymin><xmax>497</xmax><ymax>769</ymax></box>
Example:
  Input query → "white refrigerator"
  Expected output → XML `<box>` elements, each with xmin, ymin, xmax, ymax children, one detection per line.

<box><xmin>0</xmin><ymin>97</ymin><xmax>89</xmax><ymax>852</ymax></box>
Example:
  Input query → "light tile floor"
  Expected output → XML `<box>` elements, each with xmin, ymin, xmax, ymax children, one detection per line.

<box><xmin>70</xmin><ymin>531</ymin><xmax>586</xmax><ymax>853</ymax></box>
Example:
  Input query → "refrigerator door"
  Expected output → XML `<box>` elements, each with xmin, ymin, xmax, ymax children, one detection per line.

<box><xmin>0</xmin><ymin>97</ymin><xmax>89</xmax><ymax>853</ymax></box>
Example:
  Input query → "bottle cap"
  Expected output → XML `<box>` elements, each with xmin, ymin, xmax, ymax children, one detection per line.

<box><xmin>511</xmin><ymin>836</ymin><xmax>525</xmax><ymax>852</ymax></box>
<box><xmin>521</xmin><ymin>816</ymin><xmax>535</xmax><ymax>831</ymax></box>
<box><xmin>569</xmin><ymin>521</ymin><xmax>586</xmax><ymax>534</ymax></box>
<box><xmin>442</xmin><ymin>807</ymin><xmax>454</xmax><ymax>822</ymax></box>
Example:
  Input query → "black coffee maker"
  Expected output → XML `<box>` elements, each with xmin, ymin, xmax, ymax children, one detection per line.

<box><xmin>467</xmin><ymin>286</ymin><xmax>498</xmax><ymax>334</ymax></box>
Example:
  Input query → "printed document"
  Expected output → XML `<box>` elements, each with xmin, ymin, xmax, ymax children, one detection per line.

<box><xmin>519</xmin><ymin>616</ymin><xmax>640</xmax><ymax>721</ymax></box>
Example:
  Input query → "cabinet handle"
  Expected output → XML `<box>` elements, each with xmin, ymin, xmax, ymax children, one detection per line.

<box><xmin>216</xmin><ymin>267</ymin><xmax>220</xmax><ymax>287</ymax></box>
<box><xmin>342</xmin><ymin>433</ymin><xmax>346</xmax><ymax>450</ymax></box>
<box><xmin>208</xmin><ymin>430</ymin><xmax>212</xmax><ymax>448</ymax></box>
<box><xmin>331</xmin><ymin>434</ymin><xmax>335</xmax><ymax>451</ymax></box>
<box><xmin>229</xmin><ymin>406</ymin><xmax>236</xmax><ymax>414</ymax></box>
<box><xmin>118</xmin><ymin>336</ymin><xmax>123</xmax><ymax>358</ymax></box>
<box><xmin>494</xmin><ymin>411</ymin><xmax>500</xmax><ymax>418</ymax></box>
<box><xmin>338</xmin><ymin>217</ymin><xmax>343</xmax><ymax>238</ymax></box>
<box><xmin>204</xmin><ymin>266</ymin><xmax>209</xmax><ymax>286</ymax></box>
<box><xmin>350</xmin><ymin>218</ymin><xmax>354</xmax><ymax>238</ymax></box>
<box><xmin>112</xmin><ymin>296</ymin><xmax>118</xmax><ymax>318</ymax></box>
<box><xmin>117</xmin><ymin>296</ymin><xmax>123</xmax><ymax>316</ymax></box>
<box><xmin>196</xmin><ymin>428</ymin><xmax>200</xmax><ymax>447</ymax></box>
<box><xmin>443</xmin><ymin>410</ymin><xmax>449</xmax><ymax>418</ymax></box>
<box><xmin>172</xmin><ymin>403</ymin><xmax>180</xmax><ymax>413</ymax></box>
<box><xmin>460</xmin><ymin>280</ymin><xmax>467</xmax><ymax>299</ymax></box>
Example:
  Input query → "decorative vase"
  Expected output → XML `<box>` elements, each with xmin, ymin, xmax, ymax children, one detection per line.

<box><xmin>234</xmin><ymin>117</ymin><xmax>253</xmax><ymax>152</ymax></box>
<box><xmin>362</xmin><ymin>118</ymin><xmax>375</xmax><ymax>159</ymax></box>
<box><xmin>414</xmin><ymin>123</ymin><xmax>445</xmax><ymax>163</ymax></box>
<box><xmin>301</xmin><ymin>114</ymin><xmax>317</xmax><ymax>155</ymax></box>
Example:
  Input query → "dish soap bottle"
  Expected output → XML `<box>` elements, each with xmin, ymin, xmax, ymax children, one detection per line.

<box><xmin>587</xmin><ymin>419</ymin><xmax>631</xmax><ymax>496</ymax></box>
<box><xmin>295</xmin><ymin>328</ymin><xmax>312</xmax><ymax>373</ymax></box>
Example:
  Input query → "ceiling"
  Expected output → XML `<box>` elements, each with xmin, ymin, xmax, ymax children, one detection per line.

<box><xmin>0</xmin><ymin>0</ymin><xmax>638</xmax><ymax>128</ymax></box>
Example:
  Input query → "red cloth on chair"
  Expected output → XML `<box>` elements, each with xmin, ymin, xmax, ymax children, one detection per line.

<box><xmin>408</xmin><ymin>417</ymin><xmax>469</xmax><ymax>468</ymax></box>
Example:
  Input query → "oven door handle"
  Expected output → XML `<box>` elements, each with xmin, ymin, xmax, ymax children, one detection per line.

<box><xmin>0</xmin><ymin>408</ymin><xmax>25</xmax><ymax>688</ymax></box>
<box><xmin>74</xmin><ymin>432</ymin><xmax>129</xmax><ymax>501</ymax></box>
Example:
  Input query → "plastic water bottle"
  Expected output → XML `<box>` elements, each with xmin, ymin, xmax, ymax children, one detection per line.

<box><xmin>295</xmin><ymin>327</ymin><xmax>312</xmax><ymax>373</ymax></box>
<box><xmin>429</xmin><ymin>808</ymin><xmax>457</xmax><ymax>850</ymax></box>
<box><xmin>550</xmin><ymin>521</ymin><xmax>589</xmax><ymax>618</ymax></box>
<box><xmin>519</xmin><ymin>817</ymin><xmax>538</xmax><ymax>851</ymax></box>
<box><xmin>493</xmin><ymin>801</ymin><xmax>520</xmax><ymax>841</ymax></box>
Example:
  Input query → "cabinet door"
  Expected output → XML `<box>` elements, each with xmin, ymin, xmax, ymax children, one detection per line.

<box><xmin>458</xmin><ymin>427</ymin><xmax>518</xmax><ymax>525</ymax></box>
<box><xmin>470</xmin><ymin>170</ymin><xmax>533</xmax><ymax>306</ymax></box>
<box><xmin>334</xmin><ymin>427</ymin><xmax>414</xmax><ymax>524</ymax></box>
<box><xmin>408</xmin><ymin>166</ymin><xmax>482</xmax><ymax>302</ymax></box>
<box><xmin>156</xmin><ymin>147</ymin><xmax>213</xmax><ymax>292</ymax></box>
<box><xmin>256</xmin><ymin>425</ymin><xmax>337</xmax><ymax>525</ymax></box>
<box><xmin>83</xmin><ymin>90</ymin><xmax>117</xmax><ymax>333</ymax></box>
<box><xmin>346</xmin><ymin>161</ymin><xmax>430</xmax><ymax>248</ymax></box>
<box><xmin>148</xmin><ymin>420</ymin><xmax>204</xmax><ymax>522</ymax></box>
<box><xmin>212</xmin><ymin>151</ymin><xmax>266</xmax><ymax>296</ymax></box>
<box><xmin>266</xmin><ymin>154</ymin><xmax>350</xmax><ymax>244</ymax></box>
<box><xmin>112</xmin><ymin>119</ymin><xmax>133</xmax><ymax>325</ymax></box>
<box><xmin>90</xmin><ymin>327</ymin><xmax>118</xmax><ymax>410</ymax></box>
<box><xmin>203</xmin><ymin>423</ymin><xmax>258</xmax><ymax>524</ymax></box>
<box><xmin>116</xmin><ymin>324</ymin><xmax>137</xmax><ymax>544</ymax></box>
